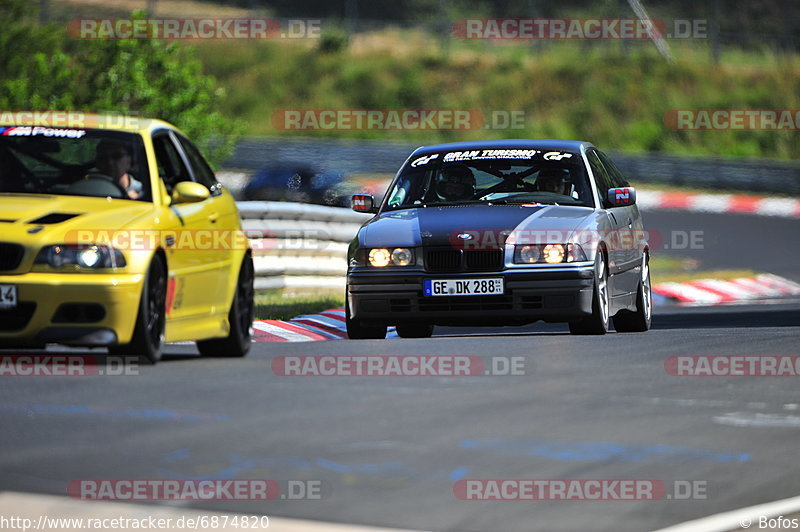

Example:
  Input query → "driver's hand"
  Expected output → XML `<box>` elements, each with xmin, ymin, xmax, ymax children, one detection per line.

<box><xmin>127</xmin><ymin>189</ymin><xmax>139</xmax><ymax>200</ymax></box>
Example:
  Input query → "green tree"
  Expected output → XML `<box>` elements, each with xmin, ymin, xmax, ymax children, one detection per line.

<box><xmin>0</xmin><ymin>4</ymin><xmax>239</xmax><ymax>167</ymax></box>
<box><xmin>0</xmin><ymin>0</ymin><xmax>76</xmax><ymax>109</ymax></box>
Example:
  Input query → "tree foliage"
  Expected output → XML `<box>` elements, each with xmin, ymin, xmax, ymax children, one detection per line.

<box><xmin>215</xmin><ymin>0</ymin><xmax>799</xmax><ymax>46</ymax></box>
<box><xmin>0</xmin><ymin>2</ymin><xmax>238</xmax><ymax>167</ymax></box>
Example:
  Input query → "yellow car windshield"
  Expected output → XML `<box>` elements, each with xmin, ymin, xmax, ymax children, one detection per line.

<box><xmin>0</xmin><ymin>127</ymin><xmax>150</xmax><ymax>201</ymax></box>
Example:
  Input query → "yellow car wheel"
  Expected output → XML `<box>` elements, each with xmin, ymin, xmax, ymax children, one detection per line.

<box><xmin>196</xmin><ymin>254</ymin><xmax>254</xmax><ymax>358</ymax></box>
<box><xmin>109</xmin><ymin>257</ymin><xmax>166</xmax><ymax>364</ymax></box>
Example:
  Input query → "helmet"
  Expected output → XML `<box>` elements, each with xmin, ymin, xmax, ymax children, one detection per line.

<box><xmin>536</xmin><ymin>167</ymin><xmax>572</xmax><ymax>195</ymax></box>
<box><xmin>437</xmin><ymin>165</ymin><xmax>475</xmax><ymax>201</ymax></box>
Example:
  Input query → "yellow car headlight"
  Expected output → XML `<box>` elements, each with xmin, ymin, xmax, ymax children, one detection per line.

<box><xmin>78</xmin><ymin>248</ymin><xmax>101</xmax><ymax>268</ymax></box>
<box><xmin>34</xmin><ymin>244</ymin><xmax>126</xmax><ymax>271</ymax></box>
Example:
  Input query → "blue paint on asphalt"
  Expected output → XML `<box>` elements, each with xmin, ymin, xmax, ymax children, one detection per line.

<box><xmin>449</xmin><ymin>466</ymin><xmax>470</xmax><ymax>481</ymax></box>
<box><xmin>158</xmin><ymin>449</ymin><xmax>471</xmax><ymax>483</ymax></box>
<box><xmin>0</xmin><ymin>405</ymin><xmax>229</xmax><ymax>422</ymax></box>
<box><xmin>314</xmin><ymin>458</ymin><xmax>406</xmax><ymax>474</ymax></box>
<box><xmin>161</xmin><ymin>448</ymin><xmax>192</xmax><ymax>462</ymax></box>
<box><xmin>158</xmin><ymin>452</ymin><xmax>376</xmax><ymax>480</ymax></box>
<box><xmin>459</xmin><ymin>439</ymin><xmax>751</xmax><ymax>463</ymax></box>
<box><xmin>652</xmin><ymin>292</ymin><xmax>668</xmax><ymax>306</ymax></box>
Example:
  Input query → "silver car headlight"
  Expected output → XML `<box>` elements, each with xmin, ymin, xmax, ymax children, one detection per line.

<box><xmin>514</xmin><ymin>243</ymin><xmax>587</xmax><ymax>264</ymax></box>
<box><xmin>366</xmin><ymin>248</ymin><xmax>415</xmax><ymax>267</ymax></box>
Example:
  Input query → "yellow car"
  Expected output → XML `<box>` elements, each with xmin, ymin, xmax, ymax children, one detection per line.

<box><xmin>0</xmin><ymin>114</ymin><xmax>254</xmax><ymax>363</ymax></box>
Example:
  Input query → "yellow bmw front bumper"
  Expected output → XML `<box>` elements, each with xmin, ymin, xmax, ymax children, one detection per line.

<box><xmin>0</xmin><ymin>272</ymin><xmax>144</xmax><ymax>347</ymax></box>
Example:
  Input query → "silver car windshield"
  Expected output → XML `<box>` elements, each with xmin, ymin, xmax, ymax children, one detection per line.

<box><xmin>385</xmin><ymin>152</ymin><xmax>593</xmax><ymax>210</ymax></box>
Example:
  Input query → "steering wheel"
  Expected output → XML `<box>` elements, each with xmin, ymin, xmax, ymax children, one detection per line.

<box><xmin>476</xmin><ymin>179</ymin><xmax>538</xmax><ymax>200</ymax></box>
<box><xmin>24</xmin><ymin>166</ymin><xmax>46</xmax><ymax>193</ymax></box>
<box><xmin>90</xmin><ymin>173</ymin><xmax>130</xmax><ymax>197</ymax></box>
<box><xmin>527</xmin><ymin>190</ymin><xmax>576</xmax><ymax>203</ymax></box>
<box><xmin>67</xmin><ymin>173</ymin><xmax>129</xmax><ymax>199</ymax></box>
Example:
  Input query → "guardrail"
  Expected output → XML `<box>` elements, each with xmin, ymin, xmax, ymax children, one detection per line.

<box><xmin>238</xmin><ymin>201</ymin><xmax>371</xmax><ymax>291</ymax></box>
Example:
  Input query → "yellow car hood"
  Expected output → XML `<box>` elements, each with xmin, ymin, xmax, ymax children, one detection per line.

<box><xmin>0</xmin><ymin>193</ymin><xmax>158</xmax><ymax>248</ymax></box>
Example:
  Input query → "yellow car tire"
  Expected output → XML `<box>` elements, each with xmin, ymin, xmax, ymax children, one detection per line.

<box><xmin>108</xmin><ymin>257</ymin><xmax>166</xmax><ymax>364</ymax></box>
<box><xmin>196</xmin><ymin>254</ymin><xmax>254</xmax><ymax>358</ymax></box>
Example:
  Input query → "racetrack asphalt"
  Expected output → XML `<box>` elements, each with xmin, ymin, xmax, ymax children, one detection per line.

<box><xmin>0</xmin><ymin>211</ymin><xmax>798</xmax><ymax>532</ymax></box>
<box><xmin>642</xmin><ymin>210</ymin><xmax>800</xmax><ymax>282</ymax></box>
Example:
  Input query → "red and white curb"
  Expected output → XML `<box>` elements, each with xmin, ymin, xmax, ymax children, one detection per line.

<box><xmin>252</xmin><ymin>309</ymin><xmax>398</xmax><ymax>342</ymax></box>
<box><xmin>246</xmin><ymin>274</ymin><xmax>799</xmax><ymax>343</ymax></box>
<box><xmin>637</xmin><ymin>190</ymin><xmax>800</xmax><ymax>218</ymax></box>
<box><xmin>653</xmin><ymin>273</ymin><xmax>800</xmax><ymax>306</ymax></box>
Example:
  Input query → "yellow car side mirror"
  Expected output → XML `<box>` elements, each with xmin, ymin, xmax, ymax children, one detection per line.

<box><xmin>171</xmin><ymin>181</ymin><xmax>210</xmax><ymax>204</ymax></box>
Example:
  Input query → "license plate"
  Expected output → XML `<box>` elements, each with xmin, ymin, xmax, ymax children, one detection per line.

<box><xmin>0</xmin><ymin>284</ymin><xmax>17</xmax><ymax>309</ymax></box>
<box><xmin>423</xmin><ymin>278</ymin><xmax>504</xmax><ymax>296</ymax></box>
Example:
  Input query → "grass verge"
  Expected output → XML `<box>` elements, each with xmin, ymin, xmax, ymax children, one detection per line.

<box><xmin>51</xmin><ymin>0</ymin><xmax>800</xmax><ymax>160</ymax></box>
<box><xmin>650</xmin><ymin>255</ymin><xmax>758</xmax><ymax>284</ymax></box>
<box><xmin>254</xmin><ymin>289</ymin><xmax>344</xmax><ymax>321</ymax></box>
<box><xmin>188</xmin><ymin>29</ymin><xmax>800</xmax><ymax>160</ymax></box>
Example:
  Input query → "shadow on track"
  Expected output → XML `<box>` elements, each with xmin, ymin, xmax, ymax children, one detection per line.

<box><xmin>0</xmin><ymin>348</ymin><xmax>200</xmax><ymax>364</ymax></box>
<box><xmin>652</xmin><ymin>304</ymin><xmax>800</xmax><ymax>330</ymax></box>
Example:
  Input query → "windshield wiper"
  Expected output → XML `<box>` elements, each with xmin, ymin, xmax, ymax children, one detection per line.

<box><xmin>386</xmin><ymin>199</ymin><xmax>552</xmax><ymax>210</ymax></box>
<box><xmin>486</xmin><ymin>199</ymin><xmax>530</xmax><ymax>205</ymax></box>
<box><xmin>393</xmin><ymin>200</ymin><xmax>487</xmax><ymax>208</ymax></box>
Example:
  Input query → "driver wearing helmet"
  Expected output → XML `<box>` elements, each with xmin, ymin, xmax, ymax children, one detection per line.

<box><xmin>437</xmin><ymin>164</ymin><xmax>475</xmax><ymax>201</ymax></box>
<box><xmin>536</xmin><ymin>167</ymin><xmax>572</xmax><ymax>196</ymax></box>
